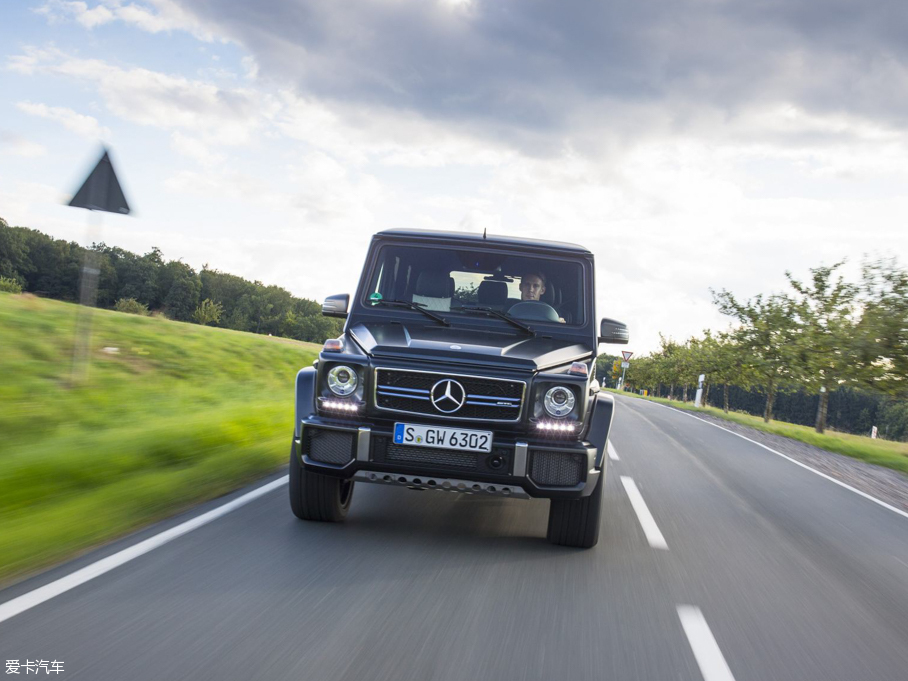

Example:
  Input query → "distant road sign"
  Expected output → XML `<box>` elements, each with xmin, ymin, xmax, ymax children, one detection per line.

<box><xmin>621</xmin><ymin>361</ymin><xmax>629</xmax><ymax>369</ymax></box>
<box><xmin>69</xmin><ymin>148</ymin><xmax>130</xmax><ymax>214</ymax></box>
<box><xmin>621</xmin><ymin>351</ymin><xmax>633</xmax><ymax>361</ymax></box>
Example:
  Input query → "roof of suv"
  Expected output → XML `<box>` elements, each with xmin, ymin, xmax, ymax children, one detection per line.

<box><xmin>374</xmin><ymin>229</ymin><xmax>592</xmax><ymax>255</ymax></box>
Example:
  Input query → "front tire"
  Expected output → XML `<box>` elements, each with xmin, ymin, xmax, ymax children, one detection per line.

<box><xmin>546</xmin><ymin>470</ymin><xmax>603</xmax><ymax>548</ymax></box>
<box><xmin>289</xmin><ymin>443</ymin><xmax>354</xmax><ymax>522</ymax></box>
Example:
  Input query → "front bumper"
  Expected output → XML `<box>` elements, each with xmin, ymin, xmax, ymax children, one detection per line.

<box><xmin>294</xmin><ymin>415</ymin><xmax>603</xmax><ymax>500</ymax></box>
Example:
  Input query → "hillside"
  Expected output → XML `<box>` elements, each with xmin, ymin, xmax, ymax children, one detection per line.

<box><xmin>0</xmin><ymin>292</ymin><xmax>319</xmax><ymax>584</ymax></box>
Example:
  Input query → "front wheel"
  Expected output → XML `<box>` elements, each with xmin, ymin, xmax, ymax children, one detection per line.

<box><xmin>546</xmin><ymin>471</ymin><xmax>603</xmax><ymax>548</ymax></box>
<box><xmin>289</xmin><ymin>444</ymin><xmax>354</xmax><ymax>522</ymax></box>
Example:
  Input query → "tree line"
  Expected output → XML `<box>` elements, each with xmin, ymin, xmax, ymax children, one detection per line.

<box><xmin>0</xmin><ymin>219</ymin><xmax>343</xmax><ymax>343</ymax></box>
<box><xmin>617</xmin><ymin>258</ymin><xmax>908</xmax><ymax>438</ymax></box>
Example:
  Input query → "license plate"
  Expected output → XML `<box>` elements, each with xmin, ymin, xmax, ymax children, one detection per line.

<box><xmin>393</xmin><ymin>423</ymin><xmax>493</xmax><ymax>453</ymax></box>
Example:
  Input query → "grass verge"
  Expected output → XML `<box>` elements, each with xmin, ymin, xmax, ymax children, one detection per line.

<box><xmin>606</xmin><ymin>388</ymin><xmax>908</xmax><ymax>477</ymax></box>
<box><xmin>0</xmin><ymin>293</ymin><xmax>319</xmax><ymax>585</ymax></box>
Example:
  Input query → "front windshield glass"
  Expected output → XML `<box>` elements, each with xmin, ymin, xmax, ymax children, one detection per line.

<box><xmin>364</xmin><ymin>244</ymin><xmax>586</xmax><ymax>326</ymax></box>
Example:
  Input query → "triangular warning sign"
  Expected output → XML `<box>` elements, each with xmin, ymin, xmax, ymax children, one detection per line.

<box><xmin>69</xmin><ymin>149</ymin><xmax>131</xmax><ymax>214</ymax></box>
<box><xmin>621</xmin><ymin>351</ymin><xmax>634</xmax><ymax>361</ymax></box>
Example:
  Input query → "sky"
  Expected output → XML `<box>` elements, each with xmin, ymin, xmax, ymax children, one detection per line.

<box><xmin>1</xmin><ymin>0</ymin><xmax>906</xmax><ymax>354</ymax></box>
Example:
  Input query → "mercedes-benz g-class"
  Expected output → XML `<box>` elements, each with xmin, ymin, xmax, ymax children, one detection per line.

<box><xmin>290</xmin><ymin>229</ymin><xmax>628</xmax><ymax>548</ymax></box>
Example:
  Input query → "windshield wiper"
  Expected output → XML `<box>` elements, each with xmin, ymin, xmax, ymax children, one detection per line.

<box><xmin>454</xmin><ymin>305</ymin><xmax>535</xmax><ymax>336</ymax></box>
<box><xmin>373</xmin><ymin>299</ymin><xmax>450</xmax><ymax>326</ymax></box>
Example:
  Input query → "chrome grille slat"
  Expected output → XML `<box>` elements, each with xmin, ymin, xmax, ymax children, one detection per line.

<box><xmin>374</xmin><ymin>368</ymin><xmax>525</xmax><ymax>422</ymax></box>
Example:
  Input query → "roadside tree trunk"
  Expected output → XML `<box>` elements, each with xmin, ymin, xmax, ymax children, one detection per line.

<box><xmin>703</xmin><ymin>383</ymin><xmax>710</xmax><ymax>406</ymax></box>
<box><xmin>723</xmin><ymin>383</ymin><xmax>729</xmax><ymax>413</ymax></box>
<box><xmin>815</xmin><ymin>389</ymin><xmax>829</xmax><ymax>434</ymax></box>
<box><xmin>669</xmin><ymin>383</ymin><xmax>674</xmax><ymax>400</ymax></box>
<box><xmin>682</xmin><ymin>385</ymin><xmax>688</xmax><ymax>402</ymax></box>
<box><xmin>763</xmin><ymin>379</ymin><xmax>775</xmax><ymax>422</ymax></box>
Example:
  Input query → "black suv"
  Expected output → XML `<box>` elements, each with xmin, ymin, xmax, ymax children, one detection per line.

<box><xmin>289</xmin><ymin>229</ymin><xmax>628</xmax><ymax>548</ymax></box>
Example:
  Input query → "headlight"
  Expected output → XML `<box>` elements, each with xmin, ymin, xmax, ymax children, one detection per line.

<box><xmin>544</xmin><ymin>386</ymin><xmax>575</xmax><ymax>417</ymax></box>
<box><xmin>327</xmin><ymin>365</ymin><xmax>358</xmax><ymax>396</ymax></box>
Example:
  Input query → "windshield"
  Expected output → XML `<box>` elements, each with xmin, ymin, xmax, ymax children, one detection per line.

<box><xmin>363</xmin><ymin>244</ymin><xmax>586</xmax><ymax>326</ymax></box>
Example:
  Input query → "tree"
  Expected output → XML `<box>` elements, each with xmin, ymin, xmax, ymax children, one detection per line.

<box><xmin>785</xmin><ymin>263</ymin><xmax>858</xmax><ymax>433</ymax></box>
<box><xmin>713</xmin><ymin>290</ymin><xmax>797</xmax><ymax>422</ymax></box>
<box><xmin>0</xmin><ymin>223</ymin><xmax>31</xmax><ymax>286</ymax></box>
<box><xmin>193</xmin><ymin>298</ymin><xmax>224</xmax><ymax>325</ymax></box>
<box><xmin>856</xmin><ymin>258</ymin><xmax>908</xmax><ymax>397</ymax></box>
<box><xmin>159</xmin><ymin>261</ymin><xmax>201</xmax><ymax>322</ymax></box>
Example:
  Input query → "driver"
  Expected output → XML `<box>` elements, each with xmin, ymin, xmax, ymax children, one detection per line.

<box><xmin>517</xmin><ymin>271</ymin><xmax>565</xmax><ymax>322</ymax></box>
<box><xmin>518</xmin><ymin>271</ymin><xmax>547</xmax><ymax>301</ymax></box>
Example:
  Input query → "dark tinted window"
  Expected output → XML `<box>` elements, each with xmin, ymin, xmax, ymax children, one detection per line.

<box><xmin>364</xmin><ymin>245</ymin><xmax>585</xmax><ymax>326</ymax></box>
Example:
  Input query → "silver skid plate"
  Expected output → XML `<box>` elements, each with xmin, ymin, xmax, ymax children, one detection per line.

<box><xmin>354</xmin><ymin>470</ymin><xmax>529</xmax><ymax>499</ymax></box>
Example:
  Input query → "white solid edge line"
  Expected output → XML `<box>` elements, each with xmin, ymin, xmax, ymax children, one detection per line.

<box><xmin>0</xmin><ymin>476</ymin><xmax>289</xmax><ymax>625</ymax></box>
<box><xmin>624</xmin><ymin>396</ymin><xmax>908</xmax><ymax>522</ymax></box>
<box><xmin>677</xmin><ymin>605</ymin><xmax>737</xmax><ymax>681</ymax></box>
<box><xmin>620</xmin><ymin>476</ymin><xmax>669</xmax><ymax>550</ymax></box>
<box><xmin>607</xmin><ymin>441</ymin><xmax>620</xmax><ymax>461</ymax></box>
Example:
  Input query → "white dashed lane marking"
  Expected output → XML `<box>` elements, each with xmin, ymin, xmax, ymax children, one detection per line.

<box><xmin>620</xmin><ymin>476</ymin><xmax>669</xmax><ymax>550</ymax></box>
<box><xmin>678</xmin><ymin>605</ymin><xmax>737</xmax><ymax>681</ymax></box>
<box><xmin>607</xmin><ymin>441</ymin><xmax>620</xmax><ymax>461</ymax></box>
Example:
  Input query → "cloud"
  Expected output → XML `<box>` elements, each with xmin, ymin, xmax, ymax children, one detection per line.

<box><xmin>36</xmin><ymin>0</ymin><xmax>219</xmax><ymax>41</ymax></box>
<box><xmin>16</xmin><ymin>101</ymin><xmax>111</xmax><ymax>139</ymax></box>
<box><xmin>0</xmin><ymin>132</ymin><xmax>47</xmax><ymax>158</ymax></box>
<box><xmin>9</xmin><ymin>47</ymin><xmax>264</xmax><ymax>144</ymax></box>
<box><xmin>167</xmin><ymin>0</ymin><xmax>908</xmax><ymax>154</ymax></box>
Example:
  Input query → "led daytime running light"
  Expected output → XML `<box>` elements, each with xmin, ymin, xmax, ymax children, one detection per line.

<box><xmin>536</xmin><ymin>421</ymin><xmax>576</xmax><ymax>432</ymax></box>
<box><xmin>321</xmin><ymin>399</ymin><xmax>360</xmax><ymax>412</ymax></box>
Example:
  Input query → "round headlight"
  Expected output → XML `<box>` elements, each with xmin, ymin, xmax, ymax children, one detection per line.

<box><xmin>327</xmin><ymin>365</ymin><xmax>358</xmax><ymax>396</ymax></box>
<box><xmin>544</xmin><ymin>386</ymin><xmax>575</xmax><ymax>417</ymax></box>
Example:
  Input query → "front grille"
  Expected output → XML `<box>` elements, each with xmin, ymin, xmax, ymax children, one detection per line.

<box><xmin>305</xmin><ymin>428</ymin><xmax>355</xmax><ymax>465</ymax></box>
<box><xmin>386</xmin><ymin>444</ymin><xmax>478</xmax><ymax>469</ymax></box>
<box><xmin>374</xmin><ymin>368</ymin><xmax>524</xmax><ymax>421</ymax></box>
<box><xmin>529</xmin><ymin>450</ymin><xmax>584</xmax><ymax>486</ymax></box>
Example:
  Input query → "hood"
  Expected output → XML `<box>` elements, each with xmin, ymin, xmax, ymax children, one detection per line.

<box><xmin>348</xmin><ymin>322</ymin><xmax>593</xmax><ymax>372</ymax></box>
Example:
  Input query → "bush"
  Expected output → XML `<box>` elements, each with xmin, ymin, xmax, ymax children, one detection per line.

<box><xmin>114</xmin><ymin>297</ymin><xmax>150</xmax><ymax>315</ymax></box>
<box><xmin>193</xmin><ymin>298</ymin><xmax>223</xmax><ymax>326</ymax></box>
<box><xmin>0</xmin><ymin>277</ymin><xmax>22</xmax><ymax>293</ymax></box>
<box><xmin>0</xmin><ymin>276</ymin><xmax>22</xmax><ymax>294</ymax></box>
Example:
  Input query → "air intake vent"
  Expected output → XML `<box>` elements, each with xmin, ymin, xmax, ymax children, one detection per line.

<box><xmin>530</xmin><ymin>450</ymin><xmax>584</xmax><ymax>486</ymax></box>
<box><xmin>386</xmin><ymin>443</ymin><xmax>478</xmax><ymax>470</ymax></box>
<box><xmin>306</xmin><ymin>428</ymin><xmax>355</xmax><ymax>465</ymax></box>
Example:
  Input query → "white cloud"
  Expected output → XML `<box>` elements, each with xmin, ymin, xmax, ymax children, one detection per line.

<box><xmin>16</xmin><ymin>101</ymin><xmax>110</xmax><ymax>139</ymax></box>
<box><xmin>36</xmin><ymin>0</ymin><xmax>219</xmax><ymax>42</ymax></box>
<box><xmin>0</xmin><ymin>132</ymin><xmax>47</xmax><ymax>158</ymax></box>
<box><xmin>169</xmin><ymin>131</ymin><xmax>225</xmax><ymax>166</ymax></box>
<box><xmin>10</xmin><ymin>48</ymin><xmax>264</xmax><ymax>145</ymax></box>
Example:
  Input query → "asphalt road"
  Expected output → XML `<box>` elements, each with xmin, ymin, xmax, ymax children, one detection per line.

<box><xmin>3</xmin><ymin>395</ymin><xmax>908</xmax><ymax>681</ymax></box>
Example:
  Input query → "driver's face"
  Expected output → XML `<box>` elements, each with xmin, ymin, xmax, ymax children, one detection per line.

<box><xmin>520</xmin><ymin>275</ymin><xmax>545</xmax><ymax>301</ymax></box>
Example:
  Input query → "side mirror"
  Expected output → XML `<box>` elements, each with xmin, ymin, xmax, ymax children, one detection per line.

<box><xmin>598</xmin><ymin>318</ymin><xmax>629</xmax><ymax>344</ymax></box>
<box><xmin>322</xmin><ymin>294</ymin><xmax>350</xmax><ymax>318</ymax></box>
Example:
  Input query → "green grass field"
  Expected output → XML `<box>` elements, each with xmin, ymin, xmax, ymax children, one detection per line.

<box><xmin>606</xmin><ymin>388</ymin><xmax>908</xmax><ymax>476</ymax></box>
<box><xmin>0</xmin><ymin>292</ymin><xmax>319</xmax><ymax>585</ymax></box>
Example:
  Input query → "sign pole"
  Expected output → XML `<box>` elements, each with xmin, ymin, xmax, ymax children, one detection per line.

<box><xmin>619</xmin><ymin>351</ymin><xmax>633</xmax><ymax>391</ymax></box>
<box><xmin>66</xmin><ymin>147</ymin><xmax>131</xmax><ymax>384</ymax></box>
<box><xmin>71</xmin><ymin>211</ymin><xmax>103</xmax><ymax>383</ymax></box>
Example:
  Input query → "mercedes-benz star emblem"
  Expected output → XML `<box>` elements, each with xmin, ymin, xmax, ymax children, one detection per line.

<box><xmin>431</xmin><ymin>379</ymin><xmax>466</xmax><ymax>413</ymax></box>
